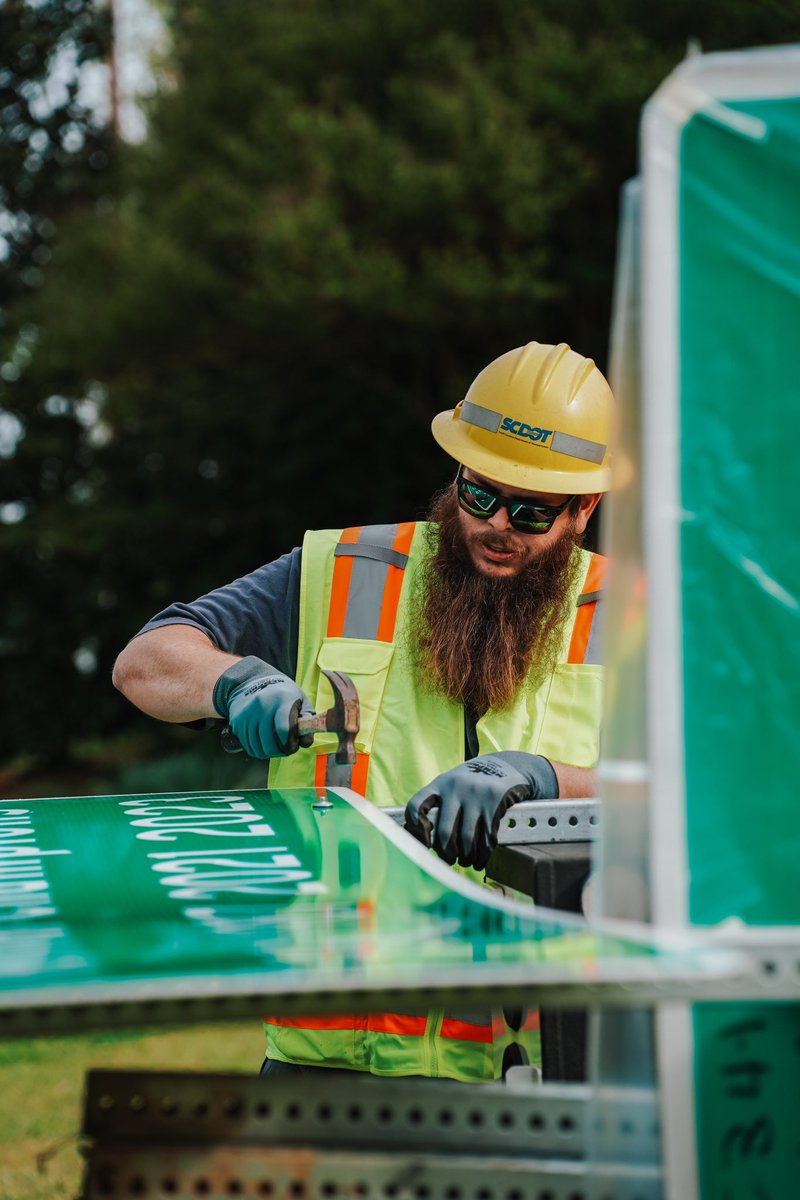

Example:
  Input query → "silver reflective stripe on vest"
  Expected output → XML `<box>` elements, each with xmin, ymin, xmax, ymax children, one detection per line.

<box><xmin>583</xmin><ymin>597</ymin><xmax>603</xmax><ymax>665</ymax></box>
<box><xmin>334</xmin><ymin>542</ymin><xmax>409</xmax><ymax>570</ymax></box>
<box><xmin>340</xmin><ymin>524</ymin><xmax>403</xmax><ymax>641</ymax></box>
<box><xmin>322</xmin><ymin>756</ymin><xmax>354</xmax><ymax>787</ymax></box>
<box><xmin>322</xmin><ymin>524</ymin><xmax>409</xmax><ymax>787</ymax></box>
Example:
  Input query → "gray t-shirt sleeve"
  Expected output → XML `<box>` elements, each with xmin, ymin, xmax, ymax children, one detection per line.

<box><xmin>136</xmin><ymin>548</ymin><xmax>302</xmax><ymax>679</ymax></box>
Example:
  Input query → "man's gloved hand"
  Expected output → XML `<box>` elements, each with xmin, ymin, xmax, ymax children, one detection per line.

<box><xmin>404</xmin><ymin>751</ymin><xmax>559</xmax><ymax>872</ymax></box>
<box><xmin>213</xmin><ymin>656</ymin><xmax>316</xmax><ymax>759</ymax></box>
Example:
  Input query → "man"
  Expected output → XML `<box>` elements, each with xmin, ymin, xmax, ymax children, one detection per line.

<box><xmin>113</xmin><ymin>339</ymin><xmax>613</xmax><ymax>1082</ymax></box>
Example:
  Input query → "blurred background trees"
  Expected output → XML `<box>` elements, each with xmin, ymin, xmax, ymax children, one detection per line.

<box><xmin>1</xmin><ymin>0</ymin><xmax>796</xmax><ymax>794</ymax></box>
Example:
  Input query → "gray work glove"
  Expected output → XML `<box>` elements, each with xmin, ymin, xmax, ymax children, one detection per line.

<box><xmin>213</xmin><ymin>656</ymin><xmax>315</xmax><ymax>759</ymax></box>
<box><xmin>404</xmin><ymin>751</ymin><xmax>558</xmax><ymax>872</ymax></box>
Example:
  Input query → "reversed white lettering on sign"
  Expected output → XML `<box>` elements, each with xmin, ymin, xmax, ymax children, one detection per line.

<box><xmin>0</xmin><ymin>807</ymin><xmax>70</xmax><ymax>924</ymax></box>
<box><xmin>119</xmin><ymin>795</ymin><xmax>276</xmax><ymax>842</ymax></box>
<box><xmin>147</xmin><ymin>845</ymin><xmax>314</xmax><ymax>900</ymax></box>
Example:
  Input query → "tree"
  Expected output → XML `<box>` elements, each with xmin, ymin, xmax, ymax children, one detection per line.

<box><xmin>2</xmin><ymin>0</ymin><xmax>797</xmax><ymax>777</ymax></box>
<box><xmin>1</xmin><ymin>0</ymin><xmax>114</xmax><ymax>770</ymax></box>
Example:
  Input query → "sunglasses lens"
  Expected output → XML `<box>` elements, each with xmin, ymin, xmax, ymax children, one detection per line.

<box><xmin>508</xmin><ymin>504</ymin><xmax>557</xmax><ymax>533</ymax></box>
<box><xmin>459</xmin><ymin>479</ymin><xmax>497</xmax><ymax>516</ymax></box>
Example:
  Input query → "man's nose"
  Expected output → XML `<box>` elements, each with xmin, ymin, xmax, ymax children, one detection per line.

<box><xmin>487</xmin><ymin>505</ymin><xmax>513</xmax><ymax>532</ymax></box>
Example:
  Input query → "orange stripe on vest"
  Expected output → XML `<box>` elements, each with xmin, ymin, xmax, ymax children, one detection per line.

<box><xmin>375</xmin><ymin>521</ymin><xmax>416</xmax><ymax>642</ymax></box>
<box><xmin>568</xmin><ymin>553</ymin><xmax>607</xmax><ymax>664</ymax></box>
<box><xmin>263</xmin><ymin>1013</ymin><xmax>428</xmax><ymax>1037</ymax></box>
<box><xmin>440</xmin><ymin>1018</ymin><xmax>493</xmax><ymax>1044</ymax></box>
<box><xmin>326</xmin><ymin>525</ymin><xmax>361</xmax><ymax>638</ymax></box>
<box><xmin>263</xmin><ymin>1014</ymin><xmax>362</xmax><ymax>1031</ymax></box>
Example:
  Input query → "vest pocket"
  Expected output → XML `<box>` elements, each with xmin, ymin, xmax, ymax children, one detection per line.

<box><xmin>535</xmin><ymin>663</ymin><xmax>603</xmax><ymax>767</ymax></box>
<box><xmin>313</xmin><ymin>637</ymin><xmax>396</xmax><ymax>754</ymax></box>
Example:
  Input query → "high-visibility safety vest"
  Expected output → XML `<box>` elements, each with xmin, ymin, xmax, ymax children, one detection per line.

<box><xmin>268</xmin><ymin>522</ymin><xmax>605</xmax><ymax>1081</ymax></box>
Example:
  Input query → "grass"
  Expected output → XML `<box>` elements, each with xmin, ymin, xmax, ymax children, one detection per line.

<box><xmin>0</xmin><ymin>1022</ymin><xmax>263</xmax><ymax>1200</ymax></box>
<box><xmin>0</xmin><ymin>746</ymin><xmax>274</xmax><ymax>1197</ymax></box>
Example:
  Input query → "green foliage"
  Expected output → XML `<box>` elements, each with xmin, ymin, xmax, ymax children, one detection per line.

<box><xmin>1</xmin><ymin>0</ymin><xmax>798</xmax><ymax>776</ymax></box>
<box><xmin>1</xmin><ymin>0</ymin><xmax>114</xmax><ymax>771</ymax></box>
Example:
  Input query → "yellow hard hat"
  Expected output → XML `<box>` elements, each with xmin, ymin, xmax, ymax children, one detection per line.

<box><xmin>431</xmin><ymin>342</ymin><xmax>614</xmax><ymax>494</ymax></box>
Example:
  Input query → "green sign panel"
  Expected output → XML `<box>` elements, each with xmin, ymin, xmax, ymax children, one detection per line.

<box><xmin>641</xmin><ymin>48</ymin><xmax>800</xmax><ymax>1199</ymax></box>
<box><xmin>679</xmin><ymin>90</ymin><xmax>800</xmax><ymax>1200</ymax></box>
<box><xmin>0</xmin><ymin>788</ymin><xmax>726</xmax><ymax>1035</ymax></box>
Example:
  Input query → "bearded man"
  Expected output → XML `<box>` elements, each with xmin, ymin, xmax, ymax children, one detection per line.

<box><xmin>113</xmin><ymin>340</ymin><xmax>613</xmax><ymax>1083</ymax></box>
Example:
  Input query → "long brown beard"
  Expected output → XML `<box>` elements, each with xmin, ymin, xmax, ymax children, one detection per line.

<box><xmin>408</xmin><ymin>486</ymin><xmax>583</xmax><ymax>714</ymax></box>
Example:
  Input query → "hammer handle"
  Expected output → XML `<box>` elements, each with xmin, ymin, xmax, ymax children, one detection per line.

<box><xmin>220</xmin><ymin>724</ymin><xmax>242</xmax><ymax>754</ymax></box>
<box><xmin>296</xmin><ymin>711</ymin><xmax>330</xmax><ymax>736</ymax></box>
<box><xmin>220</xmin><ymin>702</ymin><xmax>322</xmax><ymax>755</ymax></box>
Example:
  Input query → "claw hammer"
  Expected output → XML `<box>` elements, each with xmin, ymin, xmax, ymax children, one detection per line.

<box><xmin>221</xmin><ymin>669</ymin><xmax>360</xmax><ymax>765</ymax></box>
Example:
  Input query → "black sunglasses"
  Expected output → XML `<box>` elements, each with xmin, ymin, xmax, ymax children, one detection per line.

<box><xmin>456</xmin><ymin>466</ymin><xmax>574</xmax><ymax>534</ymax></box>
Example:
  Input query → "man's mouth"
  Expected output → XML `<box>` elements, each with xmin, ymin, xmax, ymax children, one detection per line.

<box><xmin>477</xmin><ymin>539</ymin><xmax>517</xmax><ymax>563</ymax></box>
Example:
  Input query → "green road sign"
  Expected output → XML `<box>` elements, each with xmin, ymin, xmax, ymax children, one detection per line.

<box><xmin>1</xmin><ymin>787</ymin><xmax>735</xmax><ymax>1037</ymax></box>
<box><xmin>641</xmin><ymin>46</ymin><xmax>800</xmax><ymax>1200</ymax></box>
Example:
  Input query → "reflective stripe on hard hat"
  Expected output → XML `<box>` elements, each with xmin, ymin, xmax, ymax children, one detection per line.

<box><xmin>432</xmin><ymin>342</ymin><xmax>615</xmax><ymax>494</ymax></box>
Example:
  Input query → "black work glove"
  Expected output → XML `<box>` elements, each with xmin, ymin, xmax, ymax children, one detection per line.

<box><xmin>404</xmin><ymin>751</ymin><xmax>558</xmax><ymax>872</ymax></box>
<box><xmin>213</xmin><ymin>656</ymin><xmax>315</xmax><ymax>759</ymax></box>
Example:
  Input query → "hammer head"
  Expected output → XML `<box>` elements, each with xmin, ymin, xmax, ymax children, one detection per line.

<box><xmin>320</xmin><ymin>669</ymin><xmax>360</xmax><ymax>765</ymax></box>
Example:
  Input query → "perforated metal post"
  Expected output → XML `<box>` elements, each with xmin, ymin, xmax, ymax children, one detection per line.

<box><xmin>80</xmin><ymin>1069</ymin><xmax>663</xmax><ymax>1200</ymax></box>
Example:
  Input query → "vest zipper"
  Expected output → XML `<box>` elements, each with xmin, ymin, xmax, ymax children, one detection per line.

<box><xmin>426</xmin><ymin>1008</ymin><xmax>444</xmax><ymax>1076</ymax></box>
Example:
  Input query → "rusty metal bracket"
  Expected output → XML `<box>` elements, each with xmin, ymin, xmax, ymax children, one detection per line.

<box><xmin>80</xmin><ymin>1069</ymin><xmax>662</xmax><ymax>1199</ymax></box>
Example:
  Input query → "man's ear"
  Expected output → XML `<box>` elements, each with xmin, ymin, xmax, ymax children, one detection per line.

<box><xmin>574</xmin><ymin>492</ymin><xmax>602</xmax><ymax>534</ymax></box>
